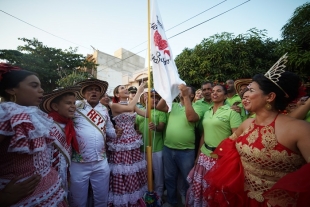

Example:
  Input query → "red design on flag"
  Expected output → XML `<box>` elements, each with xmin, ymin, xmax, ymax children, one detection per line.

<box><xmin>154</xmin><ymin>31</ymin><xmax>168</xmax><ymax>50</ymax></box>
<box><xmin>164</xmin><ymin>50</ymin><xmax>170</xmax><ymax>56</ymax></box>
<box><xmin>150</xmin><ymin>0</ymin><xmax>185</xmax><ymax>111</ymax></box>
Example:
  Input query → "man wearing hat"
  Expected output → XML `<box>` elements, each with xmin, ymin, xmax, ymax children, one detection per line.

<box><xmin>129</xmin><ymin>86</ymin><xmax>144</xmax><ymax>108</ymax></box>
<box><xmin>39</xmin><ymin>85</ymin><xmax>81</xmax><ymax>198</ymax></box>
<box><xmin>128</xmin><ymin>86</ymin><xmax>137</xmax><ymax>102</ymax></box>
<box><xmin>136</xmin><ymin>88</ymin><xmax>167</xmax><ymax>199</ymax></box>
<box><xmin>69</xmin><ymin>78</ymin><xmax>122</xmax><ymax>207</ymax></box>
<box><xmin>234</xmin><ymin>78</ymin><xmax>252</xmax><ymax>97</ymax></box>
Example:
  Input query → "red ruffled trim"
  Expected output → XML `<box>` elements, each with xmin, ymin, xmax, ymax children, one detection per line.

<box><xmin>203</xmin><ymin>138</ymin><xmax>244</xmax><ymax>207</ymax></box>
<box><xmin>2</xmin><ymin>113</ymin><xmax>54</xmax><ymax>153</ymax></box>
<box><xmin>263</xmin><ymin>163</ymin><xmax>310</xmax><ymax>207</ymax></box>
<box><xmin>9</xmin><ymin>122</ymin><xmax>54</xmax><ymax>153</ymax></box>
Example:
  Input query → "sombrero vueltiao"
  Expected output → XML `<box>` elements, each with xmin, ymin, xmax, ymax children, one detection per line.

<box><xmin>40</xmin><ymin>85</ymin><xmax>81</xmax><ymax>113</ymax></box>
<box><xmin>139</xmin><ymin>88</ymin><xmax>161</xmax><ymax>106</ymax></box>
<box><xmin>234</xmin><ymin>78</ymin><xmax>252</xmax><ymax>93</ymax></box>
<box><xmin>75</xmin><ymin>78</ymin><xmax>109</xmax><ymax>100</ymax></box>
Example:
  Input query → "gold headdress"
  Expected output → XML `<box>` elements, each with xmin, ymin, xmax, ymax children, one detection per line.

<box><xmin>264</xmin><ymin>53</ymin><xmax>289</xmax><ymax>98</ymax></box>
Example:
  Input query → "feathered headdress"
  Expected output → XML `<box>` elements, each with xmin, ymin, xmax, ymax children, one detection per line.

<box><xmin>264</xmin><ymin>53</ymin><xmax>289</xmax><ymax>98</ymax></box>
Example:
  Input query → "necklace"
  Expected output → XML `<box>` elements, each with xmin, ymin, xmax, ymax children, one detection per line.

<box><xmin>119</xmin><ymin>101</ymin><xmax>129</xmax><ymax>105</ymax></box>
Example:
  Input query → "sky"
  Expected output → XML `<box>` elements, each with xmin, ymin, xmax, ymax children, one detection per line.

<box><xmin>0</xmin><ymin>0</ymin><xmax>308</xmax><ymax>63</ymax></box>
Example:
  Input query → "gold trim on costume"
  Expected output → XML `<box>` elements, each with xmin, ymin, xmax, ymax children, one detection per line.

<box><xmin>229</xmin><ymin>132</ymin><xmax>237</xmax><ymax>140</ymax></box>
<box><xmin>236</xmin><ymin>123</ymin><xmax>305</xmax><ymax>204</ymax></box>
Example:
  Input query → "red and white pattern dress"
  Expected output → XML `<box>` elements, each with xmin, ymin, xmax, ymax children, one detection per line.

<box><xmin>0</xmin><ymin>102</ymin><xmax>66</xmax><ymax>207</ymax></box>
<box><xmin>107</xmin><ymin>112</ymin><xmax>147</xmax><ymax>207</ymax></box>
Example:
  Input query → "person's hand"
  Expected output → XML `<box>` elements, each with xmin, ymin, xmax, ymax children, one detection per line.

<box><xmin>231</xmin><ymin>105</ymin><xmax>241</xmax><ymax>113</ymax></box>
<box><xmin>149</xmin><ymin>122</ymin><xmax>156</xmax><ymax>131</ymax></box>
<box><xmin>115</xmin><ymin>125</ymin><xmax>123</xmax><ymax>138</ymax></box>
<box><xmin>297</xmin><ymin>96</ymin><xmax>309</xmax><ymax>107</ymax></box>
<box><xmin>137</xmin><ymin>82</ymin><xmax>146</xmax><ymax>94</ymax></box>
<box><xmin>135</xmin><ymin>129</ymin><xmax>142</xmax><ymax>135</ymax></box>
<box><xmin>178</xmin><ymin>84</ymin><xmax>189</xmax><ymax>97</ymax></box>
<box><xmin>0</xmin><ymin>174</ymin><xmax>41</xmax><ymax>206</ymax></box>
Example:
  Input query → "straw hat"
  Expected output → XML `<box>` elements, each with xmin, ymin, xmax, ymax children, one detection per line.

<box><xmin>139</xmin><ymin>88</ymin><xmax>161</xmax><ymax>106</ymax></box>
<box><xmin>75</xmin><ymin>78</ymin><xmax>108</xmax><ymax>100</ymax></box>
<box><xmin>40</xmin><ymin>85</ymin><xmax>81</xmax><ymax>113</ymax></box>
<box><xmin>234</xmin><ymin>78</ymin><xmax>252</xmax><ymax>93</ymax></box>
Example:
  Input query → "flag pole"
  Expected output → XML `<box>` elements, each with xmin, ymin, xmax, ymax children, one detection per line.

<box><xmin>146</xmin><ymin>0</ymin><xmax>153</xmax><ymax>192</ymax></box>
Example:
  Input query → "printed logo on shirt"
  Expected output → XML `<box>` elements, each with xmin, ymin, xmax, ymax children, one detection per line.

<box><xmin>216</xmin><ymin>116</ymin><xmax>228</xmax><ymax>123</ymax></box>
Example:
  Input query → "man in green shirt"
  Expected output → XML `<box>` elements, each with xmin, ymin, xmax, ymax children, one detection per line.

<box><xmin>136</xmin><ymin>89</ymin><xmax>167</xmax><ymax>199</ymax></box>
<box><xmin>194</xmin><ymin>81</ymin><xmax>213</xmax><ymax>114</ymax></box>
<box><xmin>225</xmin><ymin>79</ymin><xmax>246</xmax><ymax>121</ymax></box>
<box><xmin>156</xmin><ymin>84</ymin><xmax>204</xmax><ymax>207</ymax></box>
<box><xmin>194</xmin><ymin>81</ymin><xmax>213</xmax><ymax>137</ymax></box>
<box><xmin>193</xmin><ymin>81</ymin><xmax>214</xmax><ymax>155</ymax></box>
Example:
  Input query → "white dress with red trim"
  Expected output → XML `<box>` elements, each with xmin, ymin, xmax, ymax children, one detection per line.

<box><xmin>107</xmin><ymin>112</ymin><xmax>147</xmax><ymax>207</ymax></box>
<box><xmin>0</xmin><ymin>102</ymin><xmax>66</xmax><ymax>207</ymax></box>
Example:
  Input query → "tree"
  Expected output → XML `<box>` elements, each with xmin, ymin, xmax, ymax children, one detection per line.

<box><xmin>175</xmin><ymin>29</ymin><xmax>281</xmax><ymax>88</ymax></box>
<box><xmin>280</xmin><ymin>2</ymin><xmax>310</xmax><ymax>82</ymax></box>
<box><xmin>0</xmin><ymin>38</ymin><xmax>97</xmax><ymax>91</ymax></box>
<box><xmin>57</xmin><ymin>70</ymin><xmax>91</xmax><ymax>87</ymax></box>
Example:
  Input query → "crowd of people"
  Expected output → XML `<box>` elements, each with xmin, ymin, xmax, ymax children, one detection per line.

<box><xmin>0</xmin><ymin>52</ymin><xmax>309</xmax><ymax>207</ymax></box>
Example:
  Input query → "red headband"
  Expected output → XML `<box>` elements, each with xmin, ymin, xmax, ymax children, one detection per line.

<box><xmin>0</xmin><ymin>63</ymin><xmax>22</xmax><ymax>81</ymax></box>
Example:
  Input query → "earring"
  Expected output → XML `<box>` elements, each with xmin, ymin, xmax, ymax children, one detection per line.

<box><xmin>10</xmin><ymin>94</ymin><xmax>16</xmax><ymax>103</ymax></box>
<box><xmin>265</xmin><ymin>102</ymin><xmax>272</xmax><ymax>110</ymax></box>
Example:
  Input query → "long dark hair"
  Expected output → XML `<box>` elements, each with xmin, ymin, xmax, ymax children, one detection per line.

<box><xmin>0</xmin><ymin>67</ymin><xmax>37</xmax><ymax>101</ymax></box>
<box><xmin>252</xmin><ymin>72</ymin><xmax>300</xmax><ymax>111</ymax></box>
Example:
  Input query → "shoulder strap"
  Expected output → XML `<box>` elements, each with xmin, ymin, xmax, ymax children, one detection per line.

<box><xmin>52</xmin><ymin>123</ymin><xmax>71</xmax><ymax>165</ymax></box>
<box><xmin>76</xmin><ymin>109</ymin><xmax>107</xmax><ymax>142</ymax></box>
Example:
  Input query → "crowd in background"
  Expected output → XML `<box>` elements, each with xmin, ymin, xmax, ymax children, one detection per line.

<box><xmin>0</xmin><ymin>53</ymin><xmax>310</xmax><ymax>207</ymax></box>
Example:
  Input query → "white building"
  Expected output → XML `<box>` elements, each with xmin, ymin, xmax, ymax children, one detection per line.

<box><xmin>92</xmin><ymin>48</ymin><xmax>149</xmax><ymax>96</ymax></box>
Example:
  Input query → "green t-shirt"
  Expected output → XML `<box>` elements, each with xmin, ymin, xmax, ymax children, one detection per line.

<box><xmin>305</xmin><ymin>111</ymin><xmax>310</xmax><ymax>122</ymax></box>
<box><xmin>194</xmin><ymin>99</ymin><xmax>213</xmax><ymax>136</ymax></box>
<box><xmin>225</xmin><ymin>94</ymin><xmax>241</xmax><ymax>106</ymax></box>
<box><xmin>194</xmin><ymin>99</ymin><xmax>213</xmax><ymax>114</ymax></box>
<box><xmin>225</xmin><ymin>93</ymin><xmax>247</xmax><ymax>121</ymax></box>
<box><xmin>136</xmin><ymin>109</ymin><xmax>167</xmax><ymax>152</ymax></box>
<box><xmin>164</xmin><ymin>102</ymin><xmax>204</xmax><ymax>150</ymax></box>
<box><xmin>200</xmin><ymin>105</ymin><xmax>242</xmax><ymax>157</ymax></box>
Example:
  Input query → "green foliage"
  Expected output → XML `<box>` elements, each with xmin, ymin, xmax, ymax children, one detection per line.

<box><xmin>176</xmin><ymin>2</ymin><xmax>310</xmax><ymax>86</ymax></box>
<box><xmin>281</xmin><ymin>2</ymin><xmax>310</xmax><ymax>48</ymax></box>
<box><xmin>0</xmin><ymin>38</ymin><xmax>97</xmax><ymax>92</ymax></box>
<box><xmin>175</xmin><ymin>29</ymin><xmax>282</xmax><ymax>87</ymax></box>
<box><xmin>57</xmin><ymin>71</ymin><xmax>91</xmax><ymax>87</ymax></box>
<box><xmin>280</xmin><ymin>2</ymin><xmax>310</xmax><ymax>81</ymax></box>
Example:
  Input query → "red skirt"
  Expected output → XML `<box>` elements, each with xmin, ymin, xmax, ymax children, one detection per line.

<box><xmin>203</xmin><ymin>138</ymin><xmax>310</xmax><ymax>207</ymax></box>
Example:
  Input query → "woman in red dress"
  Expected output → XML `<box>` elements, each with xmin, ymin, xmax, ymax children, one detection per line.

<box><xmin>204</xmin><ymin>54</ymin><xmax>310</xmax><ymax>207</ymax></box>
<box><xmin>0</xmin><ymin>63</ymin><xmax>66</xmax><ymax>206</ymax></box>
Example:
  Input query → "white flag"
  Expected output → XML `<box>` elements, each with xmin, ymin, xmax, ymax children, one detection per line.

<box><xmin>150</xmin><ymin>0</ymin><xmax>185</xmax><ymax>112</ymax></box>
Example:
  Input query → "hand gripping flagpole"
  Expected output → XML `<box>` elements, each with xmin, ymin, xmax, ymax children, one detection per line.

<box><xmin>143</xmin><ymin>1</ymin><xmax>161</xmax><ymax>206</ymax></box>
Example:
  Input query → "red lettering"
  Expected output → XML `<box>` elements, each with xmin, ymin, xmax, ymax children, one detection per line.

<box><xmin>91</xmin><ymin>113</ymin><xmax>99</xmax><ymax>123</ymax></box>
<box><xmin>97</xmin><ymin>116</ymin><xmax>104</xmax><ymax>126</ymax></box>
<box><xmin>87</xmin><ymin>109</ymin><xmax>96</xmax><ymax>119</ymax></box>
